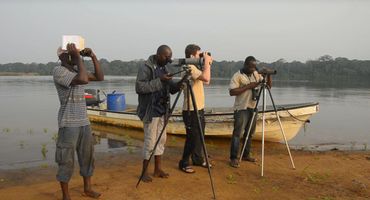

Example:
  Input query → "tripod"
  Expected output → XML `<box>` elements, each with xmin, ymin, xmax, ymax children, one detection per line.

<box><xmin>239</xmin><ymin>75</ymin><xmax>295</xmax><ymax>176</ymax></box>
<box><xmin>136</xmin><ymin>67</ymin><xmax>216</xmax><ymax>199</ymax></box>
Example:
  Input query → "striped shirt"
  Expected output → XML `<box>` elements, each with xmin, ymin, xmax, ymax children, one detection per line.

<box><xmin>53</xmin><ymin>66</ymin><xmax>90</xmax><ymax>128</ymax></box>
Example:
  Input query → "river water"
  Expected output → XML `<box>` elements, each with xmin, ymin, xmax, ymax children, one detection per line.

<box><xmin>0</xmin><ymin>76</ymin><xmax>369</xmax><ymax>169</ymax></box>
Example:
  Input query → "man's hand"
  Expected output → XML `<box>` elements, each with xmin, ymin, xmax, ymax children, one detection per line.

<box><xmin>81</xmin><ymin>48</ymin><xmax>96</xmax><ymax>58</ymax></box>
<box><xmin>160</xmin><ymin>73</ymin><xmax>172</xmax><ymax>82</ymax></box>
<box><xmin>66</xmin><ymin>43</ymin><xmax>80</xmax><ymax>58</ymax></box>
<box><xmin>248</xmin><ymin>82</ymin><xmax>260</xmax><ymax>89</ymax></box>
<box><xmin>203</xmin><ymin>51</ymin><xmax>213</xmax><ymax>66</ymax></box>
<box><xmin>177</xmin><ymin>73</ymin><xmax>189</xmax><ymax>88</ymax></box>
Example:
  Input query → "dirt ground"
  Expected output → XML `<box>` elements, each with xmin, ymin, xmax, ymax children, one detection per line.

<box><xmin>0</xmin><ymin>142</ymin><xmax>369</xmax><ymax>200</ymax></box>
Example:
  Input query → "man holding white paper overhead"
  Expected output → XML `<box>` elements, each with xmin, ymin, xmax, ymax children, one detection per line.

<box><xmin>53</xmin><ymin>36</ymin><xmax>104</xmax><ymax>200</ymax></box>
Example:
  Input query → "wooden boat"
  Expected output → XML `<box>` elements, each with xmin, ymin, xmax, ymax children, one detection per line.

<box><xmin>87</xmin><ymin>102</ymin><xmax>319</xmax><ymax>142</ymax></box>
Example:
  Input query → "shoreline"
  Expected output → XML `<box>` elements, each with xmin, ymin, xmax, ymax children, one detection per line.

<box><xmin>0</xmin><ymin>72</ymin><xmax>39</xmax><ymax>76</ymax></box>
<box><xmin>0</xmin><ymin>143</ymin><xmax>369</xmax><ymax>200</ymax></box>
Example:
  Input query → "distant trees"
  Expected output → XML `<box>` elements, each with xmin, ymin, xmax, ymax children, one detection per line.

<box><xmin>1</xmin><ymin>56</ymin><xmax>369</xmax><ymax>84</ymax></box>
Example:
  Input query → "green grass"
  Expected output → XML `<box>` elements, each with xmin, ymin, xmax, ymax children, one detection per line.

<box><xmin>253</xmin><ymin>187</ymin><xmax>261</xmax><ymax>194</ymax></box>
<box><xmin>301</xmin><ymin>163</ymin><xmax>330</xmax><ymax>184</ymax></box>
<box><xmin>41</xmin><ymin>144</ymin><xmax>48</xmax><ymax>159</ymax></box>
<box><xmin>51</xmin><ymin>133</ymin><xmax>58</xmax><ymax>144</ymax></box>
<box><xmin>272</xmin><ymin>186</ymin><xmax>279</xmax><ymax>192</ymax></box>
<box><xmin>123</xmin><ymin>135</ymin><xmax>133</xmax><ymax>146</ymax></box>
<box><xmin>19</xmin><ymin>140</ymin><xmax>25</xmax><ymax>149</ymax></box>
<box><xmin>127</xmin><ymin>146</ymin><xmax>134</xmax><ymax>154</ymax></box>
<box><xmin>169</xmin><ymin>136</ymin><xmax>178</xmax><ymax>145</ymax></box>
<box><xmin>226</xmin><ymin>174</ymin><xmax>237</xmax><ymax>184</ymax></box>
<box><xmin>40</xmin><ymin>163</ymin><xmax>48</xmax><ymax>168</ymax></box>
<box><xmin>2</xmin><ymin>128</ymin><xmax>10</xmax><ymax>133</ymax></box>
<box><xmin>304</xmin><ymin>171</ymin><xmax>330</xmax><ymax>184</ymax></box>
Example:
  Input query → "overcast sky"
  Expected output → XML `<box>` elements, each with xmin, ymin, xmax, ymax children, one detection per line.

<box><xmin>0</xmin><ymin>0</ymin><xmax>369</xmax><ymax>63</ymax></box>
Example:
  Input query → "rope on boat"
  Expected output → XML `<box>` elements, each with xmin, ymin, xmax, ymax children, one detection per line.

<box><xmin>284</xmin><ymin>109</ymin><xmax>310</xmax><ymax>123</ymax></box>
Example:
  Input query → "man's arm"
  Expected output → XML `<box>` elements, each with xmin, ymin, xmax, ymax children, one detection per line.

<box><xmin>229</xmin><ymin>82</ymin><xmax>259</xmax><ymax>96</ymax></box>
<box><xmin>85</xmin><ymin>49</ymin><xmax>104</xmax><ymax>81</ymax></box>
<box><xmin>135</xmin><ymin>65</ymin><xmax>170</xmax><ymax>94</ymax></box>
<box><xmin>266</xmin><ymin>75</ymin><xmax>272</xmax><ymax>88</ymax></box>
<box><xmin>68</xmin><ymin>44</ymin><xmax>88</xmax><ymax>85</ymax></box>
<box><xmin>196</xmin><ymin>52</ymin><xmax>212</xmax><ymax>84</ymax></box>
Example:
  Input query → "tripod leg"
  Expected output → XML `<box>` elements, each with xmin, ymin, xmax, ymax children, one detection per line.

<box><xmin>187</xmin><ymin>82</ymin><xmax>216</xmax><ymax>199</ymax></box>
<box><xmin>261</xmin><ymin>86</ymin><xmax>267</xmax><ymax>177</ymax></box>
<box><xmin>238</xmin><ymin>112</ymin><xmax>257</xmax><ymax>163</ymax></box>
<box><xmin>136</xmin><ymin>90</ymin><xmax>183</xmax><ymax>188</ymax></box>
<box><xmin>238</xmin><ymin>86</ymin><xmax>263</xmax><ymax>163</ymax></box>
<box><xmin>266</xmin><ymin>87</ymin><xmax>296</xmax><ymax>169</ymax></box>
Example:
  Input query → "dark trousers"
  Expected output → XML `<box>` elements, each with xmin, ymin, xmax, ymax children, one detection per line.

<box><xmin>179</xmin><ymin>109</ymin><xmax>205</xmax><ymax>168</ymax></box>
<box><xmin>230</xmin><ymin>108</ymin><xmax>257</xmax><ymax>160</ymax></box>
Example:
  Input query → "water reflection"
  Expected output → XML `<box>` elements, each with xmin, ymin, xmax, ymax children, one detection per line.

<box><xmin>108</xmin><ymin>139</ymin><xmax>127</xmax><ymax>148</ymax></box>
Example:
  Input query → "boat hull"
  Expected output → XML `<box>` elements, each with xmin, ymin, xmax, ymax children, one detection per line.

<box><xmin>87</xmin><ymin>102</ymin><xmax>319</xmax><ymax>142</ymax></box>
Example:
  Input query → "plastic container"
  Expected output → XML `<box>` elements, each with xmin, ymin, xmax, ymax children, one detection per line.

<box><xmin>107</xmin><ymin>92</ymin><xmax>126</xmax><ymax>111</ymax></box>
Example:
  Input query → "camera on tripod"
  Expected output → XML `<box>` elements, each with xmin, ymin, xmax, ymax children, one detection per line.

<box><xmin>258</xmin><ymin>67</ymin><xmax>277</xmax><ymax>75</ymax></box>
<box><xmin>169</xmin><ymin>52</ymin><xmax>211</xmax><ymax>70</ymax></box>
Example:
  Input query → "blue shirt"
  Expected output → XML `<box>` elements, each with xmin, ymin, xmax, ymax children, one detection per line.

<box><xmin>152</xmin><ymin>65</ymin><xmax>169</xmax><ymax>117</ymax></box>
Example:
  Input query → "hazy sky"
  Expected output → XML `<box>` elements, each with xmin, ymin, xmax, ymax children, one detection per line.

<box><xmin>0</xmin><ymin>0</ymin><xmax>369</xmax><ymax>63</ymax></box>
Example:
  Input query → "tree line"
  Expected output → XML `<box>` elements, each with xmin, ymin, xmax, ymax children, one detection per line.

<box><xmin>1</xmin><ymin>55</ymin><xmax>369</xmax><ymax>84</ymax></box>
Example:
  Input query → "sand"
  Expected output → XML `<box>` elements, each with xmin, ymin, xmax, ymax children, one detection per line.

<box><xmin>0</xmin><ymin>142</ymin><xmax>369</xmax><ymax>200</ymax></box>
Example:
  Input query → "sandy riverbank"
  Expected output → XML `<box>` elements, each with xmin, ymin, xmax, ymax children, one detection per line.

<box><xmin>0</xmin><ymin>142</ymin><xmax>369</xmax><ymax>200</ymax></box>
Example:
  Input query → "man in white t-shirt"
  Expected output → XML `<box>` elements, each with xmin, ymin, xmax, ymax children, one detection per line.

<box><xmin>229</xmin><ymin>56</ymin><xmax>272</xmax><ymax>168</ymax></box>
<box><xmin>178</xmin><ymin>44</ymin><xmax>213</xmax><ymax>173</ymax></box>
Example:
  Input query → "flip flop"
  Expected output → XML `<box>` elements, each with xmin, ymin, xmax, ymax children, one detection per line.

<box><xmin>200</xmin><ymin>161</ymin><xmax>213</xmax><ymax>168</ymax></box>
<box><xmin>181</xmin><ymin>166</ymin><xmax>195</xmax><ymax>173</ymax></box>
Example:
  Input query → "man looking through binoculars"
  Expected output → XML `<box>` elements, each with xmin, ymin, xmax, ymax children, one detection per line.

<box><xmin>53</xmin><ymin>43</ymin><xmax>104</xmax><ymax>200</ymax></box>
<box><xmin>178</xmin><ymin>44</ymin><xmax>213</xmax><ymax>173</ymax></box>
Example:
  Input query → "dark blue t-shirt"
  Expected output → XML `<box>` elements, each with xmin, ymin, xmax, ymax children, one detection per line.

<box><xmin>152</xmin><ymin>65</ymin><xmax>169</xmax><ymax>117</ymax></box>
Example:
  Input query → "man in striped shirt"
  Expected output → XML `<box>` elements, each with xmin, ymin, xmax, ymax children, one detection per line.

<box><xmin>53</xmin><ymin>43</ymin><xmax>104</xmax><ymax>200</ymax></box>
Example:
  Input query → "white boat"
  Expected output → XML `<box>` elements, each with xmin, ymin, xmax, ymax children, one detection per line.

<box><xmin>87</xmin><ymin>102</ymin><xmax>319</xmax><ymax>142</ymax></box>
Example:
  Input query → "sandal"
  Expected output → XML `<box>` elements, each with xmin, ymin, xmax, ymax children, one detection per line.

<box><xmin>180</xmin><ymin>166</ymin><xmax>195</xmax><ymax>173</ymax></box>
<box><xmin>200</xmin><ymin>161</ymin><xmax>213</xmax><ymax>168</ymax></box>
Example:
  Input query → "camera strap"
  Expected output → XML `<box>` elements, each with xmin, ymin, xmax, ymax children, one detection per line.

<box><xmin>240</xmin><ymin>69</ymin><xmax>257</xmax><ymax>83</ymax></box>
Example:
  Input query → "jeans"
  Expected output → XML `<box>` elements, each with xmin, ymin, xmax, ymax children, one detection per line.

<box><xmin>230</xmin><ymin>108</ymin><xmax>257</xmax><ymax>160</ymax></box>
<box><xmin>179</xmin><ymin>109</ymin><xmax>205</xmax><ymax>168</ymax></box>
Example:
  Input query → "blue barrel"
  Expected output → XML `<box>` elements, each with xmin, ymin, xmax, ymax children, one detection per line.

<box><xmin>107</xmin><ymin>93</ymin><xmax>126</xmax><ymax>111</ymax></box>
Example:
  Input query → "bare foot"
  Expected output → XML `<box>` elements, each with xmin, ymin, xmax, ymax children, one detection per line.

<box><xmin>142</xmin><ymin>173</ymin><xmax>153</xmax><ymax>183</ymax></box>
<box><xmin>83</xmin><ymin>189</ymin><xmax>101</xmax><ymax>199</ymax></box>
<box><xmin>154</xmin><ymin>170</ymin><xmax>169</xmax><ymax>178</ymax></box>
